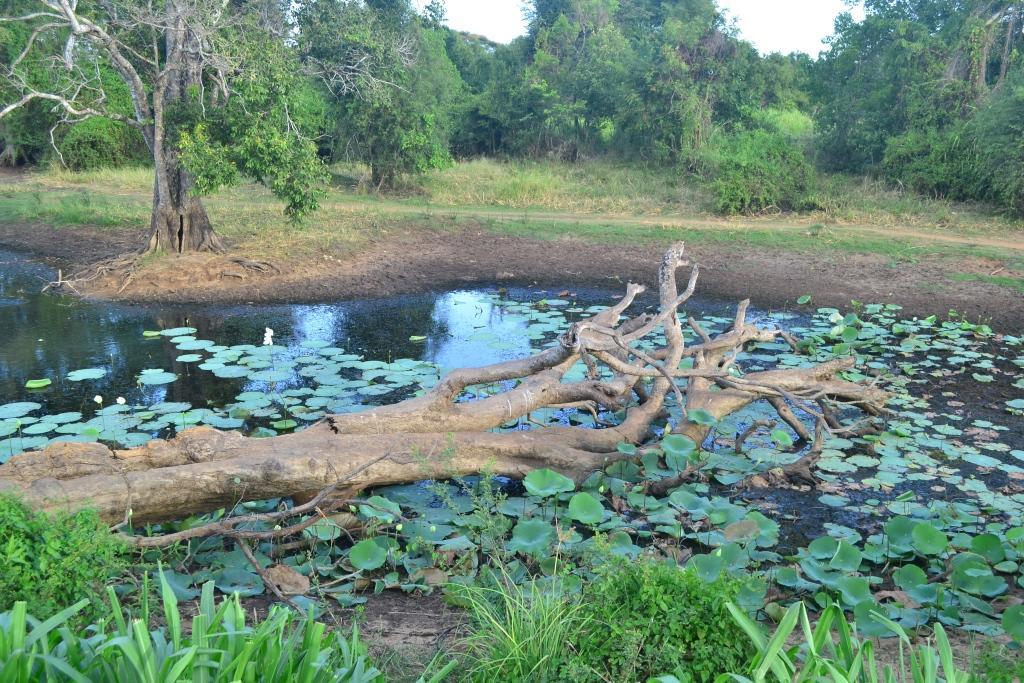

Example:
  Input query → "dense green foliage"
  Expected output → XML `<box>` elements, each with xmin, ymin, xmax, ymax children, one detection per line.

<box><xmin>971</xmin><ymin>642</ymin><xmax>1024</xmax><ymax>683</ymax></box>
<box><xmin>0</xmin><ymin>495</ymin><xmax>127</xmax><ymax>625</ymax></box>
<box><xmin>814</xmin><ymin>1</ymin><xmax>1024</xmax><ymax>214</ymax></box>
<box><xmin>6</xmin><ymin>0</ymin><xmax>1024</xmax><ymax>216</ymax></box>
<box><xmin>0</xmin><ymin>573</ymin><xmax>386</xmax><ymax>683</ymax></box>
<box><xmin>704</xmin><ymin>129</ymin><xmax>817</xmax><ymax>214</ymax></box>
<box><xmin>175</xmin><ymin>27</ymin><xmax>331</xmax><ymax>220</ymax></box>
<box><xmin>563</xmin><ymin>559</ymin><xmax>753</xmax><ymax>682</ymax></box>
<box><xmin>57</xmin><ymin>118</ymin><xmax>148</xmax><ymax>173</ymax></box>
<box><xmin>297</xmin><ymin>1</ymin><xmax>461</xmax><ymax>188</ymax></box>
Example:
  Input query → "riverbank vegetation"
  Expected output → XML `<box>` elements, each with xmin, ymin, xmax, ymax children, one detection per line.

<box><xmin>2</xmin><ymin>1</ymin><xmax>1024</xmax><ymax>256</ymax></box>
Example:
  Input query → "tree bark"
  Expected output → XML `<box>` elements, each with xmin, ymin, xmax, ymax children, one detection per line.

<box><xmin>144</xmin><ymin>2</ymin><xmax>223</xmax><ymax>254</ymax></box>
<box><xmin>0</xmin><ymin>244</ymin><xmax>889</xmax><ymax>525</ymax></box>
<box><xmin>146</xmin><ymin>164</ymin><xmax>222</xmax><ymax>254</ymax></box>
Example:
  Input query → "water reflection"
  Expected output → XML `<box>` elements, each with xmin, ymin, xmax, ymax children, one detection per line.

<box><xmin>0</xmin><ymin>250</ymin><xmax>614</xmax><ymax>416</ymax></box>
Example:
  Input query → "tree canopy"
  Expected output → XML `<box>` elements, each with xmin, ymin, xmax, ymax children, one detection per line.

<box><xmin>2</xmin><ymin>0</ymin><xmax>1023</xmax><ymax>231</ymax></box>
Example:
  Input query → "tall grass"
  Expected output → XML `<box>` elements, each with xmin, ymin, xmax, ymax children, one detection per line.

<box><xmin>813</xmin><ymin>174</ymin><xmax>1023</xmax><ymax>232</ymax></box>
<box><xmin>396</xmin><ymin>158</ymin><xmax>706</xmax><ymax>215</ymax></box>
<box><xmin>40</xmin><ymin>165</ymin><xmax>154</xmax><ymax>193</ymax></box>
<box><xmin>715</xmin><ymin>601</ymin><xmax>972</xmax><ymax>683</ymax></box>
<box><xmin>451</xmin><ymin>568</ymin><xmax>586</xmax><ymax>682</ymax></box>
<box><xmin>0</xmin><ymin>571</ymin><xmax>387</xmax><ymax>682</ymax></box>
<box><xmin>0</xmin><ymin>189</ymin><xmax>148</xmax><ymax>228</ymax></box>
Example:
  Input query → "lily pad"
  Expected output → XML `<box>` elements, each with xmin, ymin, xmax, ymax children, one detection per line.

<box><xmin>911</xmin><ymin>523</ymin><xmax>948</xmax><ymax>556</ymax></box>
<box><xmin>0</xmin><ymin>402</ymin><xmax>41</xmax><ymax>419</ymax></box>
<box><xmin>507</xmin><ymin>519</ymin><xmax>556</xmax><ymax>556</ymax></box>
<box><xmin>523</xmin><ymin>468</ymin><xmax>575</xmax><ymax>497</ymax></box>
<box><xmin>137</xmin><ymin>369</ymin><xmax>177</xmax><ymax>385</ymax></box>
<box><xmin>349</xmin><ymin>538</ymin><xmax>388</xmax><ymax>570</ymax></box>
<box><xmin>66</xmin><ymin>368</ymin><xmax>107</xmax><ymax>381</ymax></box>
<box><xmin>567</xmin><ymin>492</ymin><xmax>604</xmax><ymax>525</ymax></box>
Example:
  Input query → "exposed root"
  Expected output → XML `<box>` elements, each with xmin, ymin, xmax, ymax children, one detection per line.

<box><xmin>43</xmin><ymin>252</ymin><xmax>143</xmax><ymax>294</ymax></box>
<box><xmin>228</xmin><ymin>257</ymin><xmax>280</xmax><ymax>274</ymax></box>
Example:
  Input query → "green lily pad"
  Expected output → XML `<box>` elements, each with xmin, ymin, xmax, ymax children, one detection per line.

<box><xmin>24</xmin><ymin>379</ymin><xmax>51</xmax><ymax>390</ymax></box>
<box><xmin>911</xmin><ymin>523</ymin><xmax>948</xmax><ymax>556</ymax></box>
<box><xmin>829</xmin><ymin>541</ymin><xmax>863</xmax><ymax>572</ymax></box>
<box><xmin>66</xmin><ymin>368</ymin><xmax>107</xmax><ymax>381</ymax></box>
<box><xmin>159</xmin><ymin>327</ymin><xmax>198</xmax><ymax>337</ymax></box>
<box><xmin>523</xmin><ymin>468</ymin><xmax>575</xmax><ymax>497</ymax></box>
<box><xmin>214</xmin><ymin>567</ymin><xmax>264</xmax><ymax>597</ymax></box>
<box><xmin>567</xmin><ymin>492</ymin><xmax>604</xmax><ymax>525</ymax></box>
<box><xmin>1004</xmin><ymin>605</ymin><xmax>1024</xmax><ymax>642</ymax></box>
<box><xmin>0</xmin><ymin>402</ymin><xmax>41</xmax><ymax>419</ymax></box>
<box><xmin>507</xmin><ymin>519</ymin><xmax>556</xmax><ymax>556</ymax></box>
<box><xmin>686</xmin><ymin>409</ymin><xmax>718</xmax><ymax>426</ymax></box>
<box><xmin>137</xmin><ymin>369</ymin><xmax>177</xmax><ymax>385</ymax></box>
<box><xmin>349</xmin><ymin>539</ymin><xmax>387</xmax><ymax>570</ymax></box>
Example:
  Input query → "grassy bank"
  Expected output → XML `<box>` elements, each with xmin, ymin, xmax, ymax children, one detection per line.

<box><xmin>1</xmin><ymin>161</ymin><xmax>1022</xmax><ymax>280</ymax></box>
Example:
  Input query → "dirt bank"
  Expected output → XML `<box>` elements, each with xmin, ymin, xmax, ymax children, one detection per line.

<box><xmin>0</xmin><ymin>221</ymin><xmax>1020</xmax><ymax>328</ymax></box>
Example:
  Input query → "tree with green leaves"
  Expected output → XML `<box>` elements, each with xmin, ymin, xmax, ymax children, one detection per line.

<box><xmin>298</xmin><ymin>0</ymin><xmax>463</xmax><ymax>188</ymax></box>
<box><xmin>0</xmin><ymin>1</ymin><xmax>329</xmax><ymax>254</ymax></box>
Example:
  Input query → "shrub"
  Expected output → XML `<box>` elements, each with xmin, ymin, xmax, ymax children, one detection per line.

<box><xmin>970</xmin><ymin>74</ymin><xmax>1024</xmax><ymax>215</ymax></box>
<box><xmin>704</xmin><ymin>129</ymin><xmax>817</xmax><ymax>215</ymax></box>
<box><xmin>562</xmin><ymin>558</ymin><xmax>754</xmax><ymax>683</ymax></box>
<box><xmin>970</xmin><ymin>641</ymin><xmax>1024</xmax><ymax>683</ymax></box>
<box><xmin>57</xmin><ymin>118</ymin><xmax>148</xmax><ymax>172</ymax></box>
<box><xmin>880</xmin><ymin>126</ymin><xmax>977</xmax><ymax>200</ymax></box>
<box><xmin>0</xmin><ymin>495</ymin><xmax>127</xmax><ymax>624</ymax></box>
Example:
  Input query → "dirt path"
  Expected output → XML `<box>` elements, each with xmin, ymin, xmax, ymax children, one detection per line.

<box><xmin>1</xmin><ymin>220</ymin><xmax>1021</xmax><ymax>330</ymax></box>
<box><xmin>328</xmin><ymin>199</ymin><xmax>1024</xmax><ymax>252</ymax></box>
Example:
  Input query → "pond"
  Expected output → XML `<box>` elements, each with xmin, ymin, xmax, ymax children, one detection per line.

<box><xmin>2</xmin><ymin>249</ymin><xmax>1023</xmax><ymax>634</ymax></box>
<box><xmin>1</xmin><ymin>248</ymin><xmax>755</xmax><ymax>450</ymax></box>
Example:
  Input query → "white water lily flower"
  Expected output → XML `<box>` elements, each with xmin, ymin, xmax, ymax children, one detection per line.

<box><xmin>93</xmin><ymin>395</ymin><xmax>103</xmax><ymax>404</ymax></box>
<box><xmin>263</xmin><ymin>327</ymin><xmax>274</xmax><ymax>346</ymax></box>
<box><xmin>116</xmin><ymin>397</ymin><xmax>126</xmax><ymax>405</ymax></box>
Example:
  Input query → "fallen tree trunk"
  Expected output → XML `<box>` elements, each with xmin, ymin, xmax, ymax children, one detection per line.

<box><xmin>0</xmin><ymin>243</ymin><xmax>889</xmax><ymax>525</ymax></box>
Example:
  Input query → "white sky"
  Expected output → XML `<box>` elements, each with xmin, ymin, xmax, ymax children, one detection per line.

<box><xmin>417</xmin><ymin>0</ymin><xmax>865</xmax><ymax>56</ymax></box>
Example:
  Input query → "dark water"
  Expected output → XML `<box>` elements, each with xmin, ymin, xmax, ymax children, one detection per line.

<box><xmin>0</xmin><ymin>249</ymin><xmax>749</xmax><ymax>417</ymax></box>
<box><xmin>4</xmin><ymin>250</ymin><xmax>1022</xmax><ymax>549</ymax></box>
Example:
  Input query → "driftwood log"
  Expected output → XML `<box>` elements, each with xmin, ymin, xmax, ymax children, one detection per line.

<box><xmin>0</xmin><ymin>244</ymin><xmax>888</xmax><ymax>525</ymax></box>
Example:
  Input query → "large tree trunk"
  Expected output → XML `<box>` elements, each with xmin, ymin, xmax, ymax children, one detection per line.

<box><xmin>0</xmin><ymin>244</ymin><xmax>889</xmax><ymax>525</ymax></box>
<box><xmin>146</xmin><ymin>163</ymin><xmax>222</xmax><ymax>254</ymax></box>
<box><xmin>144</xmin><ymin>2</ymin><xmax>223</xmax><ymax>255</ymax></box>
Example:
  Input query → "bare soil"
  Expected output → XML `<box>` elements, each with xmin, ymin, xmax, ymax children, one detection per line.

<box><xmin>0</xmin><ymin>221</ymin><xmax>1020</xmax><ymax>328</ymax></box>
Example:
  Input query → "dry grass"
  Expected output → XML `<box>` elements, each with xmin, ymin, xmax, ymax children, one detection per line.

<box><xmin>1</xmin><ymin>161</ymin><xmax>1021</xmax><ymax>269</ymax></box>
<box><xmin>378</xmin><ymin>158</ymin><xmax>707</xmax><ymax>215</ymax></box>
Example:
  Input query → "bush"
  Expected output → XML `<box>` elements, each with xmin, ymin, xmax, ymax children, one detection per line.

<box><xmin>704</xmin><ymin>129</ymin><xmax>817</xmax><ymax>215</ymax></box>
<box><xmin>970</xmin><ymin>75</ymin><xmax>1024</xmax><ymax>216</ymax></box>
<box><xmin>562</xmin><ymin>559</ymin><xmax>754</xmax><ymax>683</ymax></box>
<box><xmin>971</xmin><ymin>641</ymin><xmax>1024</xmax><ymax>683</ymax></box>
<box><xmin>880</xmin><ymin>126</ymin><xmax>977</xmax><ymax>200</ymax></box>
<box><xmin>57</xmin><ymin>117</ymin><xmax>148</xmax><ymax>172</ymax></box>
<box><xmin>0</xmin><ymin>495</ymin><xmax>127</xmax><ymax>624</ymax></box>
